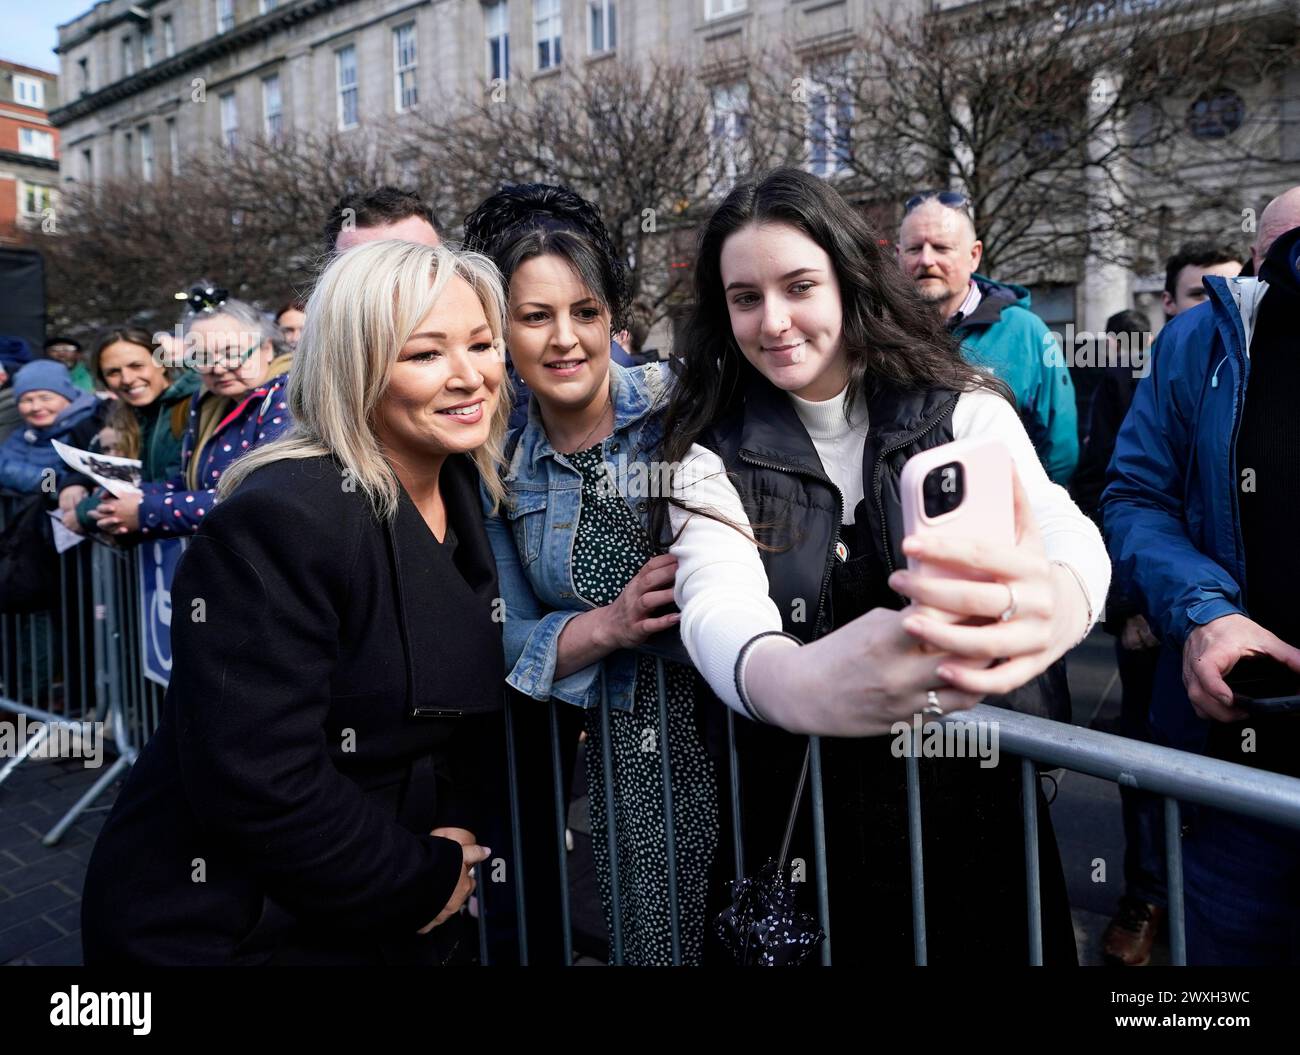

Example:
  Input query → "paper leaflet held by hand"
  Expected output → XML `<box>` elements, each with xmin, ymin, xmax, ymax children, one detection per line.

<box><xmin>52</xmin><ymin>439</ymin><xmax>143</xmax><ymax>498</ymax></box>
<box><xmin>47</xmin><ymin>511</ymin><xmax>85</xmax><ymax>554</ymax></box>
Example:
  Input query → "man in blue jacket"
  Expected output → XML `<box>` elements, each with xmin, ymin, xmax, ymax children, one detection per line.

<box><xmin>898</xmin><ymin>191</ymin><xmax>1078</xmax><ymax>484</ymax></box>
<box><xmin>1103</xmin><ymin>189</ymin><xmax>1300</xmax><ymax>965</ymax></box>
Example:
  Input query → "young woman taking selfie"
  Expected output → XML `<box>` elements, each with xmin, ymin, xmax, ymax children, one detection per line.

<box><xmin>658</xmin><ymin>168</ymin><xmax>1111</xmax><ymax>964</ymax></box>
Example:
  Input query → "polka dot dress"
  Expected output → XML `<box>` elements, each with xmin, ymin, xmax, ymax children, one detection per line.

<box><xmin>568</xmin><ymin>445</ymin><xmax>720</xmax><ymax>966</ymax></box>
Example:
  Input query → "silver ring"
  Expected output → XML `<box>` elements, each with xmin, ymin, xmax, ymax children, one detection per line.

<box><xmin>998</xmin><ymin>582</ymin><xmax>1018</xmax><ymax>622</ymax></box>
<box><xmin>922</xmin><ymin>690</ymin><xmax>944</xmax><ymax>717</ymax></box>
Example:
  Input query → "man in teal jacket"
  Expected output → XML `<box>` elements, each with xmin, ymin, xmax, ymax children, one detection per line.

<box><xmin>898</xmin><ymin>192</ymin><xmax>1078</xmax><ymax>484</ymax></box>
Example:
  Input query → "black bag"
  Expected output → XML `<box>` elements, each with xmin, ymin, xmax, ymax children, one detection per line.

<box><xmin>714</xmin><ymin>742</ymin><xmax>826</xmax><ymax>966</ymax></box>
<box><xmin>0</xmin><ymin>493</ymin><xmax>59</xmax><ymax>613</ymax></box>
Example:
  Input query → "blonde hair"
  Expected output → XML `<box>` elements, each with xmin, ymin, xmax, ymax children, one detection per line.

<box><xmin>218</xmin><ymin>240</ymin><xmax>512</xmax><ymax>517</ymax></box>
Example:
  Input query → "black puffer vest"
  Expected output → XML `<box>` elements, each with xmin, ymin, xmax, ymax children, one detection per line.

<box><xmin>704</xmin><ymin>374</ymin><xmax>1069</xmax><ymax>721</ymax></box>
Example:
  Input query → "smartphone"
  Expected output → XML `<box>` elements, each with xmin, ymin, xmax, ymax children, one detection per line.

<box><xmin>1225</xmin><ymin>656</ymin><xmax>1300</xmax><ymax>715</ymax></box>
<box><xmin>899</xmin><ymin>437</ymin><xmax>1015</xmax><ymax>589</ymax></box>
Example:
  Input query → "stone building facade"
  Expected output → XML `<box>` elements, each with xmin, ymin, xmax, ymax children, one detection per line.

<box><xmin>48</xmin><ymin>0</ymin><xmax>1300</xmax><ymax>336</ymax></box>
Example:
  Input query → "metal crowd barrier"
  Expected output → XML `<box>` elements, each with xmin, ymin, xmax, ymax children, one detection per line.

<box><xmin>482</xmin><ymin>636</ymin><xmax>1300</xmax><ymax>967</ymax></box>
<box><xmin>6</xmin><ymin>486</ymin><xmax>1300</xmax><ymax>965</ymax></box>
<box><xmin>0</xmin><ymin>492</ymin><xmax>163</xmax><ymax>846</ymax></box>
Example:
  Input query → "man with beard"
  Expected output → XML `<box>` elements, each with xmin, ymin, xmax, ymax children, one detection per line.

<box><xmin>898</xmin><ymin>191</ymin><xmax>1078</xmax><ymax>484</ymax></box>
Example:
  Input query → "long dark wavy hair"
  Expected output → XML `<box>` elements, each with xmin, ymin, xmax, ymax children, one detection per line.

<box><xmin>658</xmin><ymin>168</ymin><xmax>1009</xmax><ymax>475</ymax></box>
<box><xmin>462</xmin><ymin>183</ymin><xmax>629</xmax><ymax>330</ymax></box>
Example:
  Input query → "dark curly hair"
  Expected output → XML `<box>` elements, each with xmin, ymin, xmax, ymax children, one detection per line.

<box><xmin>463</xmin><ymin>183</ymin><xmax>629</xmax><ymax>330</ymax></box>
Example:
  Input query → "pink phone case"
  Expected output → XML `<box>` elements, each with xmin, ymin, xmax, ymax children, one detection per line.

<box><xmin>899</xmin><ymin>437</ymin><xmax>1015</xmax><ymax>583</ymax></box>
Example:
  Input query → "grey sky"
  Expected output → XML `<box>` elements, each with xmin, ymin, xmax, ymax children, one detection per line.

<box><xmin>1</xmin><ymin>0</ymin><xmax>95</xmax><ymax>75</ymax></box>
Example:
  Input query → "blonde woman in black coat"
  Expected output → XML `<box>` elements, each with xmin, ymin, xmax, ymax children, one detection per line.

<box><xmin>81</xmin><ymin>241</ymin><xmax>513</xmax><ymax>965</ymax></box>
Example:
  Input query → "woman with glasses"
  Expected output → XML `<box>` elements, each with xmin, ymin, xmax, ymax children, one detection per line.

<box><xmin>93</xmin><ymin>297</ymin><xmax>293</xmax><ymax>536</ymax></box>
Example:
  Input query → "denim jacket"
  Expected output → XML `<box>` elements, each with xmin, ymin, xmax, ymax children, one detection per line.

<box><xmin>481</xmin><ymin>361</ymin><xmax>672</xmax><ymax>711</ymax></box>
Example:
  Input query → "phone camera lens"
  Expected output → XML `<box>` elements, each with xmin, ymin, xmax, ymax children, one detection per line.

<box><xmin>923</xmin><ymin>462</ymin><xmax>964</xmax><ymax>518</ymax></box>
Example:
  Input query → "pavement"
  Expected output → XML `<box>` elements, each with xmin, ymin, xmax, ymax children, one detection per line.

<box><xmin>0</xmin><ymin>627</ymin><xmax>1166</xmax><ymax>966</ymax></box>
<box><xmin>0</xmin><ymin>754</ymin><xmax>110</xmax><ymax>966</ymax></box>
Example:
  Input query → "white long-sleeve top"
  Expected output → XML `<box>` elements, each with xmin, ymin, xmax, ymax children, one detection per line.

<box><xmin>668</xmin><ymin>385</ymin><xmax>1111</xmax><ymax>715</ymax></box>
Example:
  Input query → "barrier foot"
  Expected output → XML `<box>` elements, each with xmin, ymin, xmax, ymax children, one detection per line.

<box><xmin>0</xmin><ymin>725</ymin><xmax>50</xmax><ymax>790</ymax></box>
<box><xmin>41</xmin><ymin>753</ymin><xmax>132</xmax><ymax>847</ymax></box>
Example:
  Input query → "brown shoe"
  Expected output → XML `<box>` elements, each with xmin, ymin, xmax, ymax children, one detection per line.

<box><xmin>1102</xmin><ymin>897</ymin><xmax>1165</xmax><ymax>966</ymax></box>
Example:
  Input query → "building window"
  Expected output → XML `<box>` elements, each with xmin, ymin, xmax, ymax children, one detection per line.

<box><xmin>1187</xmin><ymin>88</ymin><xmax>1245</xmax><ymax>139</ymax></box>
<box><xmin>81</xmin><ymin>147</ymin><xmax>93</xmax><ymax>182</ymax></box>
<box><xmin>486</xmin><ymin>1</ymin><xmax>510</xmax><ymax>82</ymax></box>
<box><xmin>806</xmin><ymin>67</ymin><xmax>852</xmax><ymax>178</ymax></box>
<box><xmin>710</xmin><ymin>82</ymin><xmax>748</xmax><ymax>189</ymax></box>
<box><xmin>163</xmin><ymin>16</ymin><xmax>176</xmax><ymax>57</ymax></box>
<box><xmin>123</xmin><ymin>130</ymin><xmax>133</xmax><ymax>175</ymax></box>
<box><xmin>589</xmin><ymin>0</ymin><xmax>616</xmax><ymax>53</ymax></box>
<box><xmin>122</xmin><ymin>36</ymin><xmax>136</xmax><ymax>78</ymax></box>
<box><xmin>705</xmin><ymin>0</ymin><xmax>746</xmax><ymax>19</ymax></box>
<box><xmin>168</xmin><ymin>117</ymin><xmax>180</xmax><ymax>175</ymax></box>
<box><xmin>20</xmin><ymin>182</ymin><xmax>55</xmax><ymax>217</ymax></box>
<box><xmin>142</xmin><ymin>28</ymin><xmax>156</xmax><ymax>67</ymax></box>
<box><xmin>220</xmin><ymin>91</ymin><xmax>238</xmax><ymax>152</ymax></box>
<box><xmin>18</xmin><ymin>128</ymin><xmax>55</xmax><ymax>159</ymax></box>
<box><xmin>337</xmin><ymin>45</ymin><xmax>359</xmax><ymax>129</ymax></box>
<box><xmin>394</xmin><ymin>23</ymin><xmax>418</xmax><ymax>111</ymax></box>
<box><xmin>77</xmin><ymin>58</ymin><xmax>90</xmax><ymax>95</ymax></box>
<box><xmin>534</xmin><ymin>0</ymin><xmax>562</xmax><ymax>72</ymax></box>
<box><xmin>260</xmin><ymin>0</ymin><xmax>279</xmax><ymax>11</ymax></box>
<box><xmin>216</xmin><ymin>0</ymin><xmax>235</xmax><ymax>33</ymax></box>
<box><xmin>262</xmin><ymin>74</ymin><xmax>283</xmax><ymax>141</ymax></box>
<box><xmin>14</xmin><ymin>74</ymin><xmax>45</xmax><ymax>107</ymax></box>
<box><xmin>396</xmin><ymin>153</ymin><xmax>420</xmax><ymax>187</ymax></box>
<box><xmin>140</xmin><ymin>125</ymin><xmax>154</xmax><ymax>182</ymax></box>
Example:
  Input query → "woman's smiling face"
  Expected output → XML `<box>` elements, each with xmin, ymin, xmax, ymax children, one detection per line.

<box><xmin>506</xmin><ymin>253</ymin><xmax>611</xmax><ymax>415</ymax></box>
<box><xmin>374</xmin><ymin>274</ymin><xmax>504</xmax><ymax>463</ymax></box>
<box><xmin>719</xmin><ymin>221</ymin><xmax>848</xmax><ymax>402</ymax></box>
<box><xmin>99</xmin><ymin>341</ymin><xmax>170</xmax><ymax>407</ymax></box>
<box><xmin>17</xmin><ymin>390</ymin><xmax>70</xmax><ymax>428</ymax></box>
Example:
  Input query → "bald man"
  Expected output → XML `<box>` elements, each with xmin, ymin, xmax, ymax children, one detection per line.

<box><xmin>898</xmin><ymin>193</ymin><xmax>1078</xmax><ymax>484</ymax></box>
<box><xmin>1250</xmin><ymin>185</ymin><xmax>1300</xmax><ymax>272</ymax></box>
<box><xmin>1104</xmin><ymin>186</ymin><xmax>1300</xmax><ymax>965</ymax></box>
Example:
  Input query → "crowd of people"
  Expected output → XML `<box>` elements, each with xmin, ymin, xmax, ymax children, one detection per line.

<box><xmin>1</xmin><ymin>174</ymin><xmax>1295</xmax><ymax>968</ymax></box>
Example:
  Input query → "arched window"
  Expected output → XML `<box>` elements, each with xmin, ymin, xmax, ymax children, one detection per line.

<box><xmin>1186</xmin><ymin>88</ymin><xmax>1245</xmax><ymax>139</ymax></box>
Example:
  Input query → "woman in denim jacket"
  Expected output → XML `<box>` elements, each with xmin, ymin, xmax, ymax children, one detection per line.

<box><xmin>469</xmin><ymin>185</ymin><xmax>719</xmax><ymax>965</ymax></box>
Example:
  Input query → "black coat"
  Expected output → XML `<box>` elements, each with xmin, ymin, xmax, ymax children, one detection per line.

<box><xmin>81</xmin><ymin>454</ymin><xmax>506</xmax><ymax>965</ymax></box>
<box><xmin>1071</xmin><ymin>364</ymin><xmax>1144</xmax><ymax>629</ymax></box>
